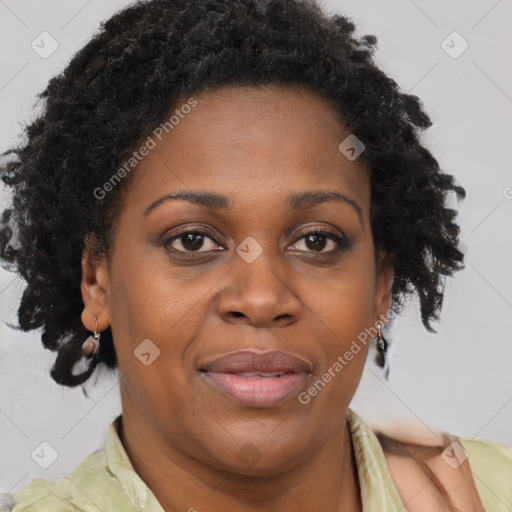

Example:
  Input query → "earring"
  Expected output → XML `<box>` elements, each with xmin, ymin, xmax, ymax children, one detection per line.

<box><xmin>82</xmin><ymin>316</ymin><xmax>100</xmax><ymax>358</ymax></box>
<box><xmin>376</xmin><ymin>322</ymin><xmax>388</xmax><ymax>354</ymax></box>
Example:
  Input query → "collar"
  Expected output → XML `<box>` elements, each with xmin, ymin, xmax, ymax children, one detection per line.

<box><xmin>103</xmin><ymin>415</ymin><xmax>163</xmax><ymax>511</ymax></box>
<box><xmin>346</xmin><ymin>408</ymin><xmax>405</xmax><ymax>509</ymax></box>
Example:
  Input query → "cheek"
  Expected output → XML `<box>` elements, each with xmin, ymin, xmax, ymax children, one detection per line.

<box><xmin>300</xmin><ymin>288</ymin><xmax>372</xmax><ymax>414</ymax></box>
<box><xmin>314</xmin><ymin>252</ymin><xmax>376</xmax><ymax>333</ymax></box>
<box><xmin>311</xmin><ymin>288</ymin><xmax>373</xmax><ymax>375</ymax></box>
<box><xmin>107</xmin><ymin>249</ymin><xmax>220</xmax><ymax>382</ymax></box>
<box><xmin>304</xmin><ymin>252</ymin><xmax>376</xmax><ymax>386</ymax></box>
<box><xmin>108</xmin><ymin>261</ymin><xmax>203</xmax><ymax>432</ymax></box>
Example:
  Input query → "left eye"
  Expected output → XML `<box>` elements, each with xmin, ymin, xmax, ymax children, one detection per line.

<box><xmin>288</xmin><ymin>229</ymin><xmax>346</xmax><ymax>253</ymax></box>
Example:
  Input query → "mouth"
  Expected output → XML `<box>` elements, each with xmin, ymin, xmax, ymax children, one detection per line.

<box><xmin>198</xmin><ymin>349</ymin><xmax>312</xmax><ymax>407</ymax></box>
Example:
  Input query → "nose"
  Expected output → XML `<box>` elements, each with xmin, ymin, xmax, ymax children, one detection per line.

<box><xmin>217</xmin><ymin>247</ymin><xmax>302</xmax><ymax>328</ymax></box>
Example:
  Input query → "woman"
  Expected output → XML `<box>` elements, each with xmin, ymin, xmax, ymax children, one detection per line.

<box><xmin>0</xmin><ymin>0</ymin><xmax>510</xmax><ymax>510</ymax></box>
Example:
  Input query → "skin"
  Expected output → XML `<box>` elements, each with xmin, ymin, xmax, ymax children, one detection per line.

<box><xmin>81</xmin><ymin>84</ymin><xmax>394</xmax><ymax>512</ymax></box>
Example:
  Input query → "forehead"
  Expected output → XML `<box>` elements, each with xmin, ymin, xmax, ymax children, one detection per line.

<box><xmin>124</xmin><ymin>84</ymin><xmax>371</xmax><ymax>216</ymax></box>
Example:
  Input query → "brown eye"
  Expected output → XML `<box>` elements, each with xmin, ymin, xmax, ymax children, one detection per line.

<box><xmin>164</xmin><ymin>230</ymin><xmax>222</xmax><ymax>253</ymax></box>
<box><xmin>288</xmin><ymin>228</ymin><xmax>350</xmax><ymax>253</ymax></box>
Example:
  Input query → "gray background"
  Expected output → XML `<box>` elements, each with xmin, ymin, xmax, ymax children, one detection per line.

<box><xmin>1</xmin><ymin>0</ymin><xmax>511</xmax><ymax>495</ymax></box>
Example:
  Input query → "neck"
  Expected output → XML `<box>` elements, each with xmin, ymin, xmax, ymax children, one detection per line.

<box><xmin>118</xmin><ymin>406</ymin><xmax>362</xmax><ymax>512</ymax></box>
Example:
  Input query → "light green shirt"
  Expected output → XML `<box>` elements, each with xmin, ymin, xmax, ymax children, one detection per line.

<box><xmin>3</xmin><ymin>410</ymin><xmax>511</xmax><ymax>511</ymax></box>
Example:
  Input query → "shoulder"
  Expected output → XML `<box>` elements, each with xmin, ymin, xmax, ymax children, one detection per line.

<box><xmin>458</xmin><ymin>435</ymin><xmax>512</xmax><ymax>510</ymax></box>
<box><xmin>7</xmin><ymin>449</ymin><xmax>107</xmax><ymax>512</ymax></box>
<box><xmin>6</xmin><ymin>415</ymin><xmax>149</xmax><ymax>512</ymax></box>
<box><xmin>3</xmin><ymin>479</ymin><xmax>76</xmax><ymax>512</ymax></box>
<box><xmin>376</xmin><ymin>427</ymin><xmax>512</xmax><ymax>512</ymax></box>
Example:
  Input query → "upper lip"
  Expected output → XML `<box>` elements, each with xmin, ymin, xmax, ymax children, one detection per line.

<box><xmin>199</xmin><ymin>349</ymin><xmax>313</xmax><ymax>374</ymax></box>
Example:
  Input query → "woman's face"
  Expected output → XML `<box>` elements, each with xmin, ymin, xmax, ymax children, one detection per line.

<box><xmin>81</xmin><ymin>84</ymin><xmax>393</xmax><ymax>474</ymax></box>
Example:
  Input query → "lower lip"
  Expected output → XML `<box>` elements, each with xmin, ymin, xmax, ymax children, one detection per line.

<box><xmin>201</xmin><ymin>371</ymin><xmax>309</xmax><ymax>407</ymax></box>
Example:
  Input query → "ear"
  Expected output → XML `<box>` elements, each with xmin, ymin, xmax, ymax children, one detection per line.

<box><xmin>80</xmin><ymin>233</ymin><xmax>110</xmax><ymax>332</ymax></box>
<box><xmin>373</xmin><ymin>250</ymin><xmax>395</xmax><ymax>324</ymax></box>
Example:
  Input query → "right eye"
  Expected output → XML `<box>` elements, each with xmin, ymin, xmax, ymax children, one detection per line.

<box><xmin>163</xmin><ymin>229</ymin><xmax>224</xmax><ymax>253</ymax></box>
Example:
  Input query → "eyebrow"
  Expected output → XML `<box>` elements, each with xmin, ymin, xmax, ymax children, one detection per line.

<box><xmin>143</xmin><ymin>189</ymin><xmax>363</xmax><ymax>223</ymax></box>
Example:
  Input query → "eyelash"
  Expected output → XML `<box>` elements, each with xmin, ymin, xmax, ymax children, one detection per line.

<box><xmin>162</xmin><ymin>226</ymin><xmax>351</xmax><ymax>255</ymax></box>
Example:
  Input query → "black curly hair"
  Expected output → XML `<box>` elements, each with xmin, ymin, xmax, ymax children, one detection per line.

<box><xmin>0</xmin><ymin>0</ymin><xmax>465</xmax><ymax>388</ymax></box>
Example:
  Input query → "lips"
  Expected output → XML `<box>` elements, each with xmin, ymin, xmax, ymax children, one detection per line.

<box><xmin>199</xmin><ymin>349</ymin><xmax>312</xmax><ymax>407</ymax></box>
<box><xmin>200</xmin><ymin>349</ymin><xmax>313</xmax><ymax>374</ymax></box>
